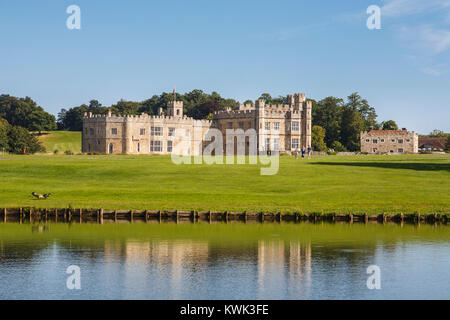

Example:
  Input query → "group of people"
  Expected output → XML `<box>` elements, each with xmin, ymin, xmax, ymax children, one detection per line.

<box><xmin>294</xmin><ymin>146</ymin><xmax>312</xmax><ymax>159</ymax></box>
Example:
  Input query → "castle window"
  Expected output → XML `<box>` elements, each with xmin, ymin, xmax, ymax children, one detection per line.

<box><xmin>273</xmin><ymin>138</ymin><xmax>279</xmax><ymax>151</ymax></box>
<box><xmin>151</xmin><ymin>126</ymin><xmax>162</xmax><ymax>136</ymax></box>
<box><xmin>372</xmin><ymin>139</ymin><xmax>378</xmax><ymax>144</ymax></box>
<box><xmin>140</xmin><ymin>128</ymin><xmax>145</xmax><ymax>135</ymax></box>
<box><xmin>97</xmin><ymin>139</ymin><xmax>100</xmax><ymax>145</ymax></box>
<box><xmin>391</xmin><ymin>139</ymin><xmax>395</xmax><ymax>142</ymax></box>
<box><xmin>137</xmin><ymin>142</ymin><xmax>140</xmax><ymax>153</ymax></box>
<box><xmin>380</xmin><ymin>139</ymin><xmax>385</xmax><ymax>143</ymax></box>
<box><xmin>291</xmin><ymin>138</ymin><xmax>299</xmax><ymax>150</ymax></box>
<box><xmin>365</xmin><ymin>139</ymin><xmax>370</xmax><ymax>142</ymax></box>
<box><xmin>248</xmin><ymin>121</ymin><xmax>252</xmax><ymax>128</ymax></box>
<box><xmin>109</xmin><ymin>143</ymin><xmax>113</xmax><ymax>154</ymax></box>
<box><xmin>168</xmin><ymin>128</ymin><xmax>175</xmax><ymax>136</ymax></box>
<box><xmin>265</xmin><ymin>138</ymin><xmax>270</xmax><ymax>150</ymax></box>
<box><xmin>167</xmin><ymin>140</ymin><xmax>173</xmax><ymax>153</ymax></box>
<box><xmin>89</xmin><ymin>128</ymin><xmax>94</xmax><ymax>135</ymax></box>
<box><xmin>176</xmin><ymin>109</ymin><xmax>180</xmax><ymax>116</ymax></box>
<box><xmin>398</xmin><ymin>139</ymin><xmax>403</xmax><ymax>144</ymax></box>
<box><xmin>228</xmin><ymin>122</ymin><xmax>233</xmax><ymax>129</ymax></box>
<box><xmin>373</xmin><ymin>148</ymin><xmax>377</xmax><ymax>153</ymax></box>
<box><xmin>265</xmin><ymin>122</ymin><xmax>270</xmax><ymax>131</ymax></box>
<box><xmin>111</xmin><ymin>128</ymin><xmax>118</xmax><ymax>135</ymax></box>
<box><xmin>239</xmin><ymin>122</ymin><xmax>244</xmax><ymax>129</ymax></box>
<box><xmin>274</xmin><ymin>122</ymin><xmax>280</xmax><ymax>131</ymax></box>
<box><xmin>390</xmin><ymin>150</ymin><xmax>394</xmax><ymax>153</ymax></box>
<box><xmin>150</xmin><ymin>140</ymin><xmax>162</xmax><ymax>152</ymax></box>
<box><xmin>291</xmin><ymin>122</ymin><xmax>299</xmax><ymax>131</ymax></box>
<box><xmin>88</xmin><ymin>144</ymin><xmax>90</xmax><ymax>152</ymax></box>
<box><xmin>406</xmin><ymin>139</ymin><xmax>410</xmax><ymax>142</ymax></box>
<box><xmin>398</xmin><ymin>148</ymin><xmax>404</xmax><ymax>153</ymax></box>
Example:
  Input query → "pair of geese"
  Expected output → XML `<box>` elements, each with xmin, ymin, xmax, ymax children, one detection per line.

<box><xmin>31</xmin><ymin>192</ymin><xmax>52</xmax><ymax>200</ymax></box>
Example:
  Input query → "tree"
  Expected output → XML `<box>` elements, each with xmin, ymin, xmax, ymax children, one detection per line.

<box><xmin>346</xmin><ymin>93</ymin><xmax>378</xmax><ymax>130</ymax></box>
<box><xmin>340</xmin><ymin>106</ymin><xmax>365</xmax><ymax>151</ymax></box>
<box><xmin>0</xmin><ymin>118</ymin><xmax>9</xmax><ymax>152</ymax></box>
<box><xmin>446</xmin><ymin>137</ymin><xmax>450</xmax><ymax>152</ymax></box>
<box><xmin>331</xmin><ymin>141</ymin><xmax>347</xmax><ymax>152</ymax></box>
<box><xmin>313</xmin><ymin>97</ymin><xmax>344</xmax><ymax>147</ymax></box>
<box><xmin>428</xmin><ymin>129</ymin><xmax>448</xmax><ymax>137</ymax></box>
<box><xmin>0</xmin><ymin>95</ymin><xmax>56</xmax><ymax>133</ymax></box>
<box><xmin>311</xmin><ymin>125</ymin><xmax>327</xmax><ymax>151</ymax></box>
<box><xmin>258</xmin><ymin>93</ymin><xmax>273</xmax><ymax>105</ymax></box>
<box><xmin>381</xmin><ymin>120</ymin><xmax>398</xmax><ymax>130</ymax></box>
<box><xmin>187</xmin><ymin>101</ymin><xmax>221</xmax><ymax>120</ymax></box>
<box><xmin>111</xmin><ymin>100</ymin><xmax>142</xmax><ymax>115</ymax></box>
<box><xmin>7</xmin><ymin>125</ymin><xmax>45</xmax><ymax>154</ymax></box>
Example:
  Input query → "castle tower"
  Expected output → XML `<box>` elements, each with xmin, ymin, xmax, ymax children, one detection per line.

<box><xmin>255</xmin><ymin>99</ymin><xmax>266</xmax><ymax>153</ymax></box>
<box><xmin>167</xmin><ymin>100</ymin><xmax>184</xmax><ymax>117</ymax></box>
<box><xmin>302</xmin><ymin>100</ymin><xmax>312</xmax><ymax>148</ymax></box>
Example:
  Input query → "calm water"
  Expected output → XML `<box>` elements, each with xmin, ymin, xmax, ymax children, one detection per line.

<box><xmin>0</xmin><ymin>222</ymin><xmax>449</xmax><ymax>300</ymax></box>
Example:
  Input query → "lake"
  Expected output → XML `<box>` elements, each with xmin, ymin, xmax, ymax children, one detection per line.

<box><xmin>0</xmin><ymin>222</ymin><xmax>449</xmax><ymax>299</ymax></box>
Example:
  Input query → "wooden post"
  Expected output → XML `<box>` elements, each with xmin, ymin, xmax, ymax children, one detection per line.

<box><xmin>417</xmin><ymin>213</ymin><xmax>421</xmax><ymax>224</ymax></box>
<box><xmin>208</xmin><ymin>210</ymin><xmax>212</xmax><ymax>224</ymax></box>
<box><xmin>79</xmin><ymin>208</ymin><xmax>82</xmax><ymax>223</ymax></box>
<box><xmin>159</xmin><ymin>210</ymin><xmax>162</xmax><ymax>223</ymax></box>
<box><xmin>244</xmin><ymin>211</ymin><xmax>247</xmax><ymax>223</ymax></box>
<box><xmin>130</xmin><ymin>210</ymin><xmax>134</xmax><ymax>223</ymax></box>
<box><xmin>349</xmin><ymin>213</ymin><xmax>353</xmax><ymax>224</ymax></box>
<box><xmin>260</xmin><ymin>212</ymin><xmax>264</xmax><ymax>223</ymax></box>
<box><xmin>19</xmin><ymin>207</ymin><xmax>23</xmax><ymax>224</ymax></box>
<box><xmin>100</xmin><ymin>208</ymin><xmax>104</xmax><ymax>224</ymax></box>
<box><xmin>68</xmin><ymin>208</ymin><xmax>72</xmax><ymax>223</ymax></box>
<box><xmin>279</xmin><ymin>212</ymin><xmax>282</xmax><ymax>223</ymax></box>
<box><xmin>364</xmin><ymin>213</ymin><xmax>368</xmax><ymax>224</ymax></box>
<box><xmin>114</xmin><ymin>210</ymin><xmax>117</xmax><ymax>223</ymax></box>
<box><xmin>225</xmin><ymin>211</ymin><xmax>228</xmax><ymax>224</ymax></box>
<box><xmin>44</xmin><ymin>208</ymin><xmax>48</xmax><ymax>222</ymax></box>
<box><xmin>3</xmin><ymin>208</ymin><xmax>7</xmax><ymax>223</ymax></box>
<box><xmin>55</xmin><ymin>208</ymin><xmax>58</xmax><ymax>223</ymax></box>
<box><xmin>30</xmin><ymin>208</ymin><xmax>33</xmax><ymax>224</ymax></box>
<box><xmin>63</xmin><ymin>208</ymin><xmax>67</xmax><ymax>222</ymax></box>
<box><xmin>145</xmin><ymin>210</ymin><xmax>148</xmax><ymax>223</ymax></box>
<box><xmin>176</xmin><ymin>210</ymin><xmax>179</xmax><ymax>224</ymax></box>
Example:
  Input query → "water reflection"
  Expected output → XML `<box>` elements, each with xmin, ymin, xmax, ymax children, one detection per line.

<box><xmin>0</xmin><ymin>223</ymin><xmax>448</xmax><ymax>299</ymax></box>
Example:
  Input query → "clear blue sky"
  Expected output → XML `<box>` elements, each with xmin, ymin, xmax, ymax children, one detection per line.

<box><xmin>0</xmin><ymin>0</ymin><xmax>449</xmax><ymax>134</ymax></box>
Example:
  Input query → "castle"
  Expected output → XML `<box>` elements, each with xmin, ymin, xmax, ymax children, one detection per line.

<box><xmin>82</xmin><ymin>93</ymin><xmax>312</xmax><ymax>155</ymax></box>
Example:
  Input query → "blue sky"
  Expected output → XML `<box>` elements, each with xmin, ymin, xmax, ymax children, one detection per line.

<box><xmin>0</xmin><ymin>0</ymin><xmax>449</xmax><ymax>134</ymax></box>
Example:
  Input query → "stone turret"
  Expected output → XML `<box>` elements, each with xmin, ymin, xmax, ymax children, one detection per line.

<box><xmin>167</xmin><ymin>100</ymin><xmax>183</xmax><ymax>117</ymax></box>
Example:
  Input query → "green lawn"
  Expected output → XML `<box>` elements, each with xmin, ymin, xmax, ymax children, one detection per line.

<box><xmin>0</xmin><ymin>154</ymin><xmax>449</xmax><ymax>214</ymax></box>
<box><xmin>38</xmin><ymin>131</ymin><xmax>82</xmax><ymax>154</ymax></box>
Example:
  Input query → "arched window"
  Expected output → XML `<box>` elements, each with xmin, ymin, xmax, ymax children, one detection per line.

<box><xmin>176</xmin><ymin>109</ymin><xmax>180</xmax><ymax>115</ymax></box>
<box><xmin>109</xmin><ymin>143</ymin><xmax>113</xmax><ymax>154</ymax></box>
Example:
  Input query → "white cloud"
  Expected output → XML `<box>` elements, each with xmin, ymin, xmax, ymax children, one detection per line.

<box><xmin>399</xmin><ymin>25</ymin><xmax>450</xmax><ymax>54</ymax></box>
<box><xmin>381</xmin><ymin>0</ymin><xmax>450</xmax><ymax>17</ymax></box>
<box><xmin>420</xmin><ymin>67</ymin><xmax>446</xmax><ymax>76</ymax></box>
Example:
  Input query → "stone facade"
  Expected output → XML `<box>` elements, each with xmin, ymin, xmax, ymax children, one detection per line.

<box><xmin>82</xmin><ymin>93</ymin><xmax>312</xmax><ymax>155</ymax></box>
<box><xmin>360</xmin><ymin>129</ymin><xmax>418</xmax><ymax>154</ymax></box>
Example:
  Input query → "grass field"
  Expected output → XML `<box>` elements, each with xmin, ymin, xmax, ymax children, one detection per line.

<box><xmin>38</xmin><ymin>131</ymin><xmax>82</xmax><ymax>154</ymax></box>
<box><xmin>0</xmin><ymin>154</ymin><xmax>449</xmax><ymax>214</ymax></box>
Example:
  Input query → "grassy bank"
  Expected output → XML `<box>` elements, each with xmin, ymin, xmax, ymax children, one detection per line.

<box><xmin>38</xmin><ymin>131</ymin><xmax>81</xmax><ymax>154</ymax></box>
<box><xmin>0</xmin><ymin>154</ymin><xmax>449</xmax><ymax>214</ymax></box>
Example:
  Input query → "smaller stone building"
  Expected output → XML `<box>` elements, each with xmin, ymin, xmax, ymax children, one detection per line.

<box><xmin>360</xmin><ymin>129</ymin><xmax>418</xmax><ymax>154</ymax></box>
<box><xmin>418</xmin><ymin>137</ymin><xmax>447</xmax><ymax>152</ymax></box>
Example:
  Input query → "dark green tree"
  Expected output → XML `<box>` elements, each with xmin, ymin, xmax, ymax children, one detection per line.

<box><xmin>7</xmin><ymin>125</ymin><xmax>45</xmax><ymax>154</ymax></box>
<box><xmin>381</xmin><ymin>120</ymin><xmax>398</xmax><ymax>130</ymax></box>
<box><xmin>446</xmin><ymin>137</ymin><xmax>450</xmax><ymax>152</ymax></box>
<box><xmin>313</xmin><ymin>97</ymin><xmax>344</xmax><ymax>147</ymax></box>
<box><xmin>331</xmin><ymin>141</ymin><xmax>347</xmax><ymax>152</ymax></box>
<box><xmin>340</xmin><ymin>106</ymin><xmax>365</xmax><ymax>151</ymax></box>
<box><xmin>0</xmin><ymin>95</ymin><xmax>56</xmax><ymax>133</ymax></box>
<box><xmin>0</xmin><ymin>118</ymin><xmax>9</xmax><ymax>151</ymax></box>
<box><xmin>346</xmin><ymin>92</ymin><xmax>378</xmax><ymax>130</ymax></box>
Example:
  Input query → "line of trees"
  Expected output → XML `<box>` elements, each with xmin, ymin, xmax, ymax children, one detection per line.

<box><xmin>4</xmin><ymin>90</ymin><xmax>448</xmax><ymax>154</ymax></box>
<box><xmin>309</xmin><ymin>92</ymin><xmax>401</xmax><ymax>152</ymax></box>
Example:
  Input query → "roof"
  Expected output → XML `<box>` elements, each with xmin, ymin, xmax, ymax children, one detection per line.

<box><xmin>418</xmin><ymin>137</ymin><xmax>447</xmax><ymax>149</ymax></box>
<box><xmin>366</xmin><ymin>129</ymin><xmax>411</xmax><ymax>135</ymax></box>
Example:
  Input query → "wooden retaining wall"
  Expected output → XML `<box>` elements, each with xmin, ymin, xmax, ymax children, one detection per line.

<box><xmin>0</xmin><ymin>208</ymin><xmax>448</xmax><ymax>224</ymax></box>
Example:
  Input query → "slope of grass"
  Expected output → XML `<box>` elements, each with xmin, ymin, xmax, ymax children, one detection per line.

<box><xmin>0</xmin><ymin>154</ymin><xmax>449</xmax><ymax>214</ymax></box>
<box><xmin>38</xmin><ymin>131</ymin><xmax>81</xmax><ymax>154</ymax></box>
